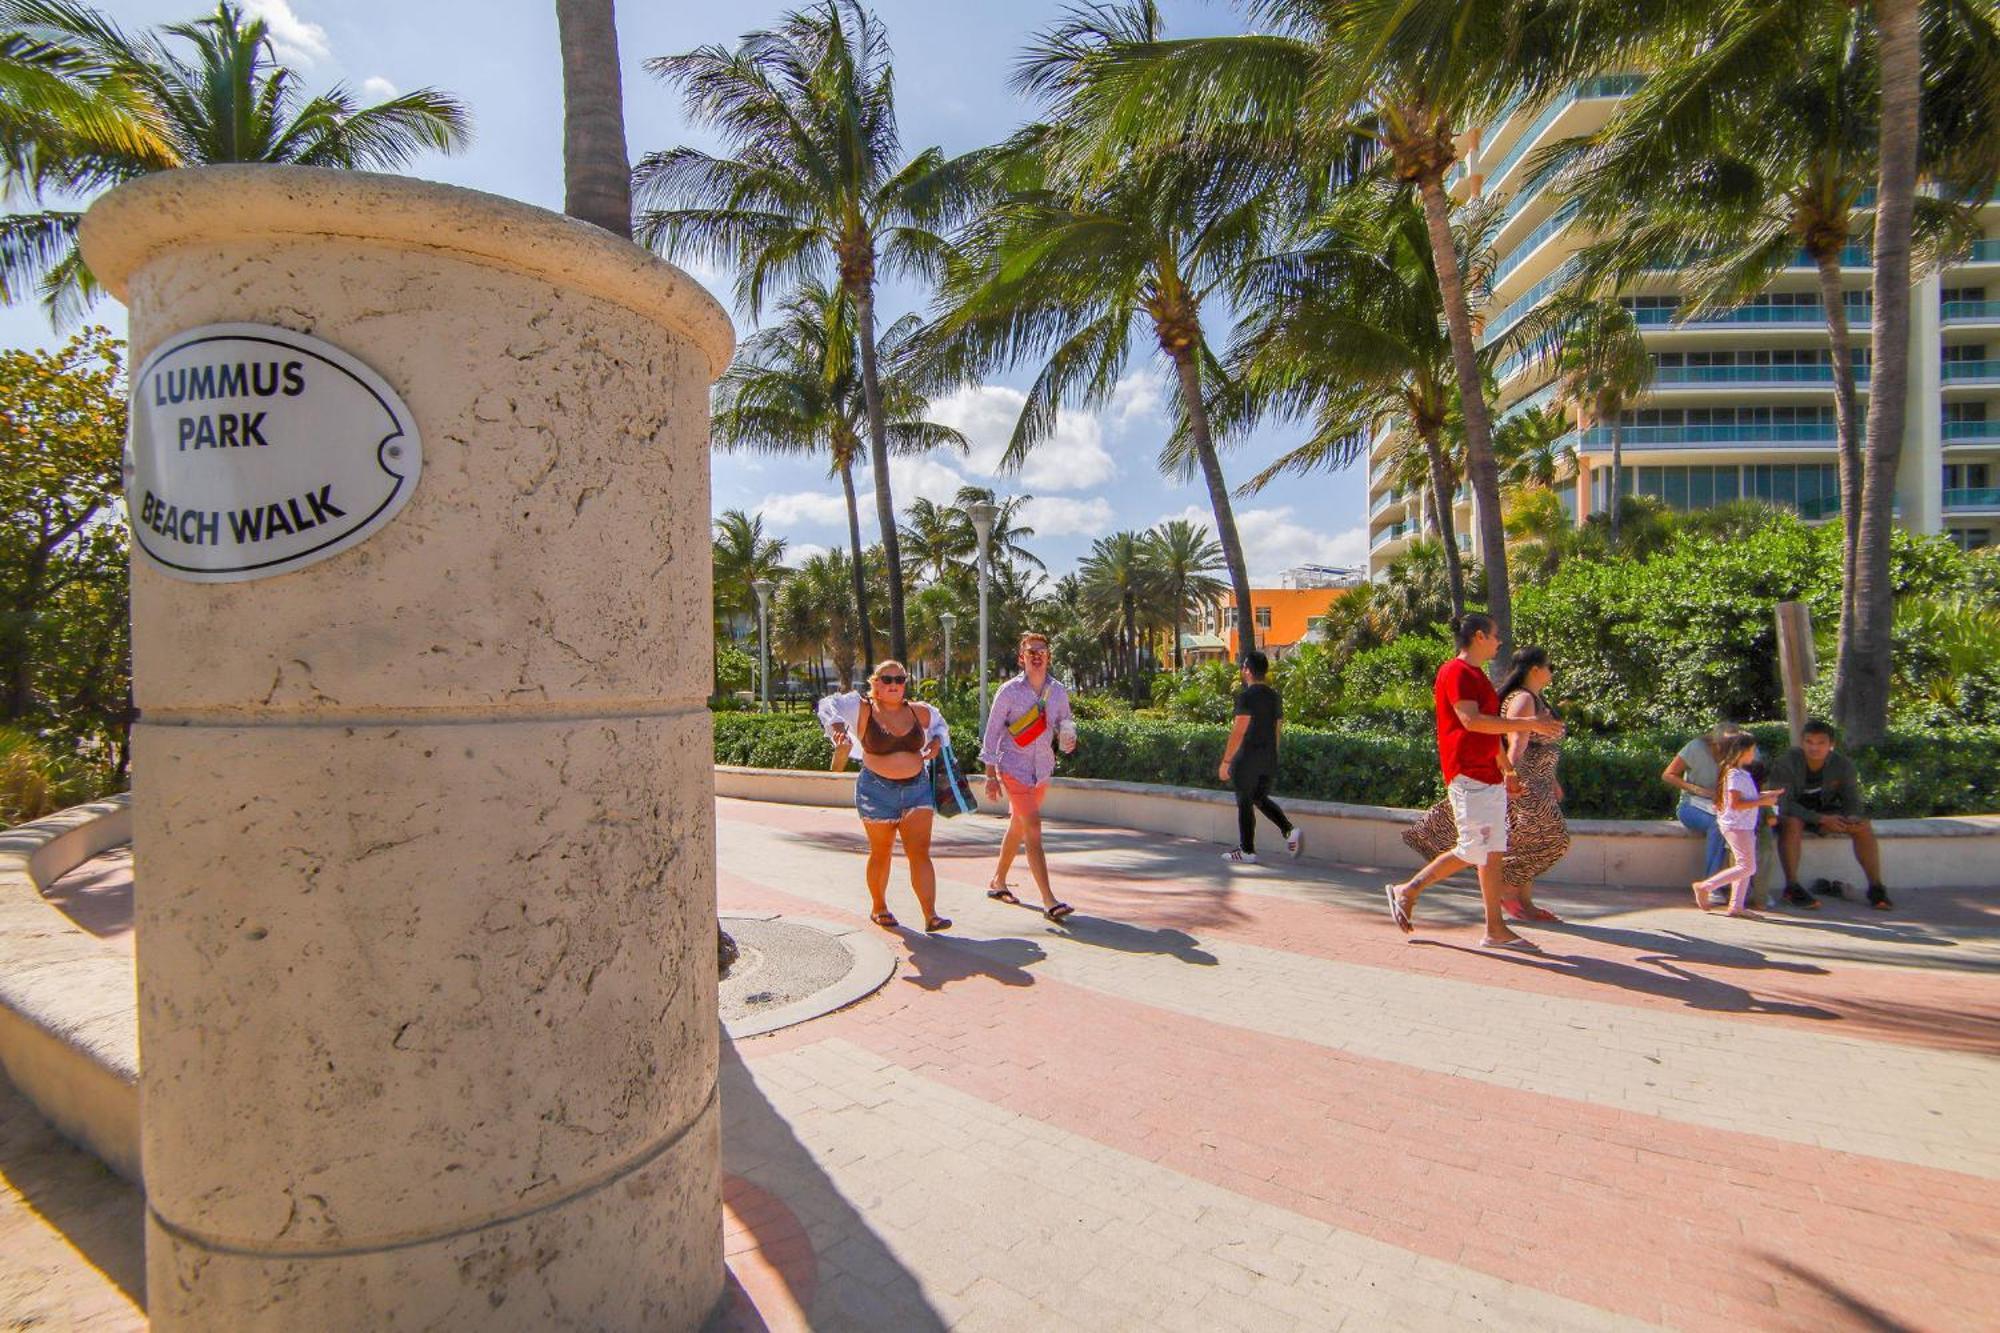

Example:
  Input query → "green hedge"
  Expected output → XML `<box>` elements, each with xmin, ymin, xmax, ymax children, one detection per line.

<box><xmin>711</xmin><ymin>711</ymin><xmax>2000</xmax><ymax>820</ymax></box>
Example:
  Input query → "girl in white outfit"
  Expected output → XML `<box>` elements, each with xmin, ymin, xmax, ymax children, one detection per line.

<box><xmin>1691</xmin><ymin>734</ymin><xmax>1783</xmax><ymax>916</ymax></box>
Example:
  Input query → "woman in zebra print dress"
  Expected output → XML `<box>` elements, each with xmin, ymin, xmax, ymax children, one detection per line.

<box><xmin>1402</xmin><ymin>647</ymin><xmax>1571</xmax><ymax>920</ymax></box>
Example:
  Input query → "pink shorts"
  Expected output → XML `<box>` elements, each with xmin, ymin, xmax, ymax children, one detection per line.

<box><xmin>1001</xmin><ymin>774</ymin><xmax>1048</xmax><ymax>810</ymax></box>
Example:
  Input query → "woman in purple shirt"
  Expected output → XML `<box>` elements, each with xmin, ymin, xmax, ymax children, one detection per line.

<box><xmin>980</xmin><ymin>631</ymin><xmax>1077</xmax><ymax>922</ymax></box>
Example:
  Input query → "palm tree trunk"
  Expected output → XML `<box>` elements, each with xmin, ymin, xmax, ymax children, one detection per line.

<box><xmin>1815</xmin><ymin>251</ymin><xmax>1864</xmax><ymax>716</ymax></box>
<box><xmin>850</xmin><ymin>277</ymin><xmax>908</xmax><ymax>661</ymax></box>
<box><xmin>1172</xmin><ymin>597</ymin><xmax>1184</xmax><ymax>671</ymax></box>
<box><xmin>1841</xmin><ymin>0</ymin><xmax>1919</xmax><ymax>744</ymax></box>
<box><xmin>1171</xmin><ymin>348</ymin><xmax>1256</xmax><ymax>662</ymax></box>
<box><xmin>1418</xmin><ymin>429</ymin><xmax>1466</xmax><ymax>618</ymax></box>
<box><xmin>1123</xmin><ymin>594</ymin><xmax>1143</xmax><ymax>703</ymax></box>
<box><xmin>839</xmin><ymin>460</ymin><xmax>876</xmax><ymax>666</ymax></box>
<box><xmin>1417</xmin><ymin>174</ymin><xmax>1511</xmax><ymax>658</ymax></box>
<box><xmin>554</xmin><ymin>0</ymin><xmax>632</xmax><ymax>239</ymax></box>
<box><xmin>1609</xmin><ymin>416</ymin><xmax>1625</xmax><ymax>546</ymax></box>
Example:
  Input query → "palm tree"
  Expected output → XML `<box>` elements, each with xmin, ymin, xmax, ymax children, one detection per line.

<box><xmin>0</xmin><ymin>0</ymin><xmax>470</xmax><ymax>320</ymax></box>
<box><xmin>952</xmin><ymin>485</ymin><xmax>1045</xmax><ymax>576</ymax></box>
<box><xmin>711</xmin><ymin>280</ymin><xmax>964</xmax><ymax>668</ymax></box>
<box><xmin>898</xmin><ymin>496</ymin><xmax>973</xmax><ymax>587</ymax></box>
<box><xmin>1494</xmin><ymin>403</ymin><xmax>1575</xmax><ymax>498</ymax></box>
<box><xmin>1145</xmin><ymin>519</ymin><xmax>1227</xmax><ymax>669</ymax></box>
<box><xmin>1545</xmin><ymin>299</ymin><xmax>1651</xmax><ymax>545</ymax></box>
<box><xmin>711</xmin><ymin>508</ymin><xmax>787</xmax><ymax>651</ymax></box>
<box><xmin>1226</xmin><ymin>190</ymin><xmax>1494</xmax><ymax>619</ymax></box>
<box><xmin>934</xmin><ymin>2</ymin><xmax>1274</xmax><ymax>659</ymax></box>
<box><xmin>1058</xmin><ymin>0</ymin><xmax>1600</xmax><ymax>659</ymax></box>
<box><xmin>773</xmin><ymin>550</ymin><xmax>861</xmax><ymax>690</ymax></box>
<box><xmin>637</xmin><ymin>2</ymin><xmax>978</xmax><ymax>662</ymax></box>
<box><xmin>554</xmin><ymin>0</ymin><xmax>630</xmax><ymax>236</ymax></box>
<box><xmin>1077</xmin><ymin>530</ymin><xmax>1156</xmax><ymax>702</ymax></box>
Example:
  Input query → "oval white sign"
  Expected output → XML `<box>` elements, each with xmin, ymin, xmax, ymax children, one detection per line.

<box><xmin>125</xmin><ymin>323</ymin><xmax>422</xmax><ymax>582</ymax></box>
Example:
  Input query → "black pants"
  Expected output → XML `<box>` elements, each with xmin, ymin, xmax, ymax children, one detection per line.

<box><xmin>1233</xmin><ymin>759</ymin><xmax>1291</xmax><ymax>853</ymax></box>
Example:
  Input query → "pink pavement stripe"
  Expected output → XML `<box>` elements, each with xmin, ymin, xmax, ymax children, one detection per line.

<box><xmin>718</xmin><ymin>870</ymin><xmax>2000</xmax><ymax>1332</ymax></box>
<box><xmin>716</xmin><ymin>803</ymin><xmax>2000</xmax><ymax>1059</ymax></box>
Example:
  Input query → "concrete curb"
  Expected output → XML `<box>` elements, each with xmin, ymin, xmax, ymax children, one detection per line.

<box><xmin>719</xmin><ymin>913</ymin><xmax>897</xmax><ymax>1040</ymax></box>
<box><xmin>0</xmin><ymin>794</ymin><xmax>141</xmax><ymax>1182</ymax></box>
<box><xmin>714</xmin><ymin>766</ymin><xmax>2000</xmax><ymax>892</ymax></box>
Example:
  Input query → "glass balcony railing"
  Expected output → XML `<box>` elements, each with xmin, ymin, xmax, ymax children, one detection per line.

<box><xmin>1482</xmin><ymin>76</ymin><xmax>1644</xmax><ymax>193</ymax></box>
<box><xmin>1369</xmin><ymin>490</ymin><xmax>1405</xmax><ymax>518</ymax></box>
<box><xmin>1483</xmin><ymin>257</ymin><xmax>1583</xmax><ymax>346</ymax></box>
<box><xmin>1945</xmin><ymin>420</ymin><xmax>2000</xmax><ymax>442</ymax></box>
<box><xmin>1651</xmin><ymin>362</ymin><xmax>1870</xmax><ymax>387</ymax></box>
<box><xmin>1942</xmin><ymin>300</ymin><xmax>2000</xmax><ymax>323</ymax></box>
<box><xmin>1943</xmin><ymin>487</ymin><xmax>2000</xmax><ymax>510</ymax></box>
<box><xmin>1944</xmin><ymin>360</ymin><xmax>2000</xmax><ymax>383</ymax></box>
<box><xmin>1371</xmin><ymin>523</ymin><xmax>1411</xmax><ymax>550</ymax></box>
<box><xmin>1578</xmin><ymin>421</ymin><xmax>1842</xmax><ymax>447</ymax></box>
<box><xmin>1494</xmin><ymin>199</ymin><xmax>1582</xmax><ymax>286</ymax></box>
<box><xmin>1964</xmin><ymin>239</ymin><xmax>2000</xmax><ymax>262</ymax></box>
<box><xmin>1628</xmin><ymin>301</ymin><xmax>1871</xmax><ymax>329</ymax></box>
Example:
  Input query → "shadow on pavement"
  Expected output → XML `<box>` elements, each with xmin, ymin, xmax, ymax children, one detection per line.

<box><xmin>1053</xmin><ymin>914</ymin><xmax>1218</xmax><ymax>965</ymax></box>
<box><xmin>1760</xmin><ymin>1255</ymin><xmax>1918</xmax><ymax>1331</ymax></box>
<box><xmin>0</xmin><ymin>1069</ymin><xmax>144</xmax><ymax>1312</ymax></box>
<box><xmin>718</xmin><ymin>1041</ymin><xmax>946</xmax><ymax>1331</ymax></box>
<box><xmin>1410</xmin><ymin>940</ymin><xmax>1842</xmax><ymax>1020</ymax></box>
<box><xmin>895</xmin><ymin>929</ymin><xmax>1045</xmax><ymax>990</ymax></box>
<box><xmin>1544</xmin><ymin>922</ymin><xmax>1831</xmax><ymax>974</ymax></box>
<box><xmin>40</xmin><ymin>845</ymin><xmax>134</xmax><ymax>941</ymax></box>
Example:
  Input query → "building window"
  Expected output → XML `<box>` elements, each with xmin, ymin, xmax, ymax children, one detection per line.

<box><xmin>1946</xmin><ymin>463</ymin><xmax>1991</xmax><ymax>490</ymax></box>
<box><xmin>1254</xmin><ymin>607</ymin><xmax>1272</xmax><ymax>630</ymax></box>
<box><xmin>1948</xmin><ymin>528</ymin><xmax>1993</xmax><ymax>550</ymax></box>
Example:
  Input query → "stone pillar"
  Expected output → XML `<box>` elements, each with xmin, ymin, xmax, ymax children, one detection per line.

<box><xmin>80</xmin><ymin>166</ymin><xmax>733</xmax><ymax>1329</ymax></box>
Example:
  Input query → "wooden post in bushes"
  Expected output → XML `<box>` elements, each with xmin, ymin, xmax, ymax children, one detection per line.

<box><xmin>1775</xmin><ymin>602</ymin><xmax>1815</xmax><ymax>747</ymax></box>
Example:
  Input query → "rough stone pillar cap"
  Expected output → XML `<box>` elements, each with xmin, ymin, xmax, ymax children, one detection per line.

<box><xmin>79</xmin><ymin>164</ymin><xmax>735</xmax><ymax>376</ymax></box>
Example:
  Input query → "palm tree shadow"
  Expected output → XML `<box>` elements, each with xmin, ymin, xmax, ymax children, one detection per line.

<box><xmin>1052</xmin><ymin>913</ymin><xmax>1219</xmax><ymax>965</ymax></box>
<box><xmin>894</xmin><ymin>929</ymin><xmax>1045</xmax><ymax>991</ymax></box>
<box><xmin>1760</xmin><ymin>1254</ymin><xmax>1917</xmax><ymax>1331</ymax></box>
<box><xmin>1543</xmin><ymin>922</ymin><xmax>1831</xmax><ymax>974</ymax></box>
<box><xmin>1410</xmin><ymin>940</ymin><xmax>1841</xmax><ymax>1019</ymax></box>
<box><xmin>715</xmin><ymin>1040</ymin><xmax>946</xmax><ymax>1331</ymax></box>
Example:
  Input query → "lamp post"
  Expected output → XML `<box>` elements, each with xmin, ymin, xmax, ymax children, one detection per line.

<box><xmin>753</xmin><ymin>578</ymin><xmax>775</xmax><ymax>711</ymax></box>
<box><xmin>967</xmin><ymin>501</ymin><xmax>999</xmax><ymax>738</ymax></box>
<box><xmin>939</xmin><ymin>611</ymin><xmax>957</xmax><ymax>692</ymax></box>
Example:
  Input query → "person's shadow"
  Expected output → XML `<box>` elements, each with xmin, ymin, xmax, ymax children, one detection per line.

<box><xmin>1412</xmin><ymin>939</ymin><xmax>1841</xmax><ymax>1019</ymax></box>
<box><xmin>894</xmin><ymin>929</ymin><xmax>1045</xmax><ymax>991</ymax></box>
<box><xmin>1545</xmin><ymin>921</ymin><xmax>1830</xmax><ymax>974</ymax></box>
<box><xmin>1049</xmin><ymin>912</ymin><xmax>1219</xmax><ymax>965</ymax></box>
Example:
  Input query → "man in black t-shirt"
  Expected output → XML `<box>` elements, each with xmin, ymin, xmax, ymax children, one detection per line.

<box><xmin>1219</xmin><ymin>650</ymin><xmax>1301</xmax><ymax>864</ymax></box>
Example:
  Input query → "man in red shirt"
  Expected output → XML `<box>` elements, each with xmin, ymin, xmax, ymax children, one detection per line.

<box><xmin>1386</xmin><ymin>614</ymin><xmax>1563</xmax><ymax>951</ymax></box>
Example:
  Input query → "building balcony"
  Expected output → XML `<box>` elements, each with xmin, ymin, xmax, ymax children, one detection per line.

<box><xmin>1945</xmin><ymin>420</ymin><xmax>2000</xmax><ymax>444</ymax></box>
<box><xmin>1483</xmin><ymin>75</ymin><xmax>1644</xmax><ymax>199</ymax></box>
<box><xmin>1959</xmin><ymin>239</ymin><xmax>2000</xmax><ymax>265</ymax></box>
<box><xmin>1944</xmin><ymin>487</ymin><xmax>2000</xmax><ymax>514</ymax></box>
<box><xmin>1942</xmin><ymin>299</ymin><xmax>2000</xmax><ymax>326</ymax></box>
<box><xmin>1371</xmin><ymin>522</ymin><xmax>1411</xmax><ymax>551</ymax></box>
<box><xmin>1576</xmin><ymin>422</ymin><xmax>1842</xmax><ymax>449</ymax></box>
<box><xmin>1369</xmin><ymin>489</ymin><xmax>1407</xmax><ymax>519</ymax></box>
<box><xmin>1629</xmin><ymin>303</ymin><xmax>1871</xmax><ymax>331</ymax></box>
<box><xmin>1944</xmin><ymin>360</ymin><xmax>2000</xmax><ymax>386</ymax></box>
<box><xmin>1650</xmin><ymin>363</ymin><xmax>1869</xmax><ymax>388</ymax></box>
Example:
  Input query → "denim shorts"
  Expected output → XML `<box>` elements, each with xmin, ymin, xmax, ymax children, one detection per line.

<box><xmin>856</xmin><ymin>766</ymin><xmax>934</xmax><ymax>823</ymax></box>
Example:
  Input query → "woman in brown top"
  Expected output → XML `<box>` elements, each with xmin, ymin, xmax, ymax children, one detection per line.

<box><xmin>829</xmin><ymin>659</ymin><xmax>950</xmax><ymax>932</ymax></box>
<box><xmin>1403</xmin><ymin>647</ymin><xmax>1570</xmax><ymax>920</ymax></box>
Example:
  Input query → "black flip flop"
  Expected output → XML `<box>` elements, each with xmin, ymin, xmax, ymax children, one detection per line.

<box><xmin>1042</xmin><ymin>902</ymin><xmax>1074</xmax><ymax>923</ymax></box>
<box><xmin>987</xmin><ymin>886</ymin><xmax>1021</xmax><ymax>905</ymax></box>
<box><xmin>924</xmin><ymin>916</ymin><xmax>952</xmax><ymax>933</ymax></box>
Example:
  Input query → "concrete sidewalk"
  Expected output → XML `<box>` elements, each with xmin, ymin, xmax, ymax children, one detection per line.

<box><xmin>7</xmin><ymin>795</ymin><xmax>1999</xmax><ymax>1329</ymax></box>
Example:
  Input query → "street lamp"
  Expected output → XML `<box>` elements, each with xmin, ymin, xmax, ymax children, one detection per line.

<box><xmin>752</xmin><ymin>578</ymin><xmax>775</xmax><ymax>711</ymax></box>
<box><xmin>939</xmin><ymin>611</ymin><xmax>957</xmax><ymax>690</ymax></box>
<box><xmin>966</xmin><ymin>500</ymin><xmax>999</xmax><ymax>737</ymax></box>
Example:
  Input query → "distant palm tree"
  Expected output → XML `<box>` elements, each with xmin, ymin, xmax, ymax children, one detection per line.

<box><xmin>554</xmin><ymin>0</ymin><xmax>630</xmax><ymax>236</ymax></box>
<box><xmin>711</xmin><ymin>280</ymin><xmax>963</xmax><ymax>667</ymax></box>
<box><xmin>0</xmin><ymin>0</ymin><xmax>470</xmax><ymax>320</ymax></box>
<box><xmin>935</xmin><ymin>2</ymin><xmax>1273</xmax><ymax>659</ymax></box>
<box><xmin>1546</xmin><ymin>299</ymin><xmax>1650</xmax><ymax>545</ymax></box>
<box><xmin>1144</xmin><ymin>519</ymin><xmax>1226</xmax><ymax>669</ymax></box>
<box><xmin>952</xmin><ymin>485</ymin><xmax>1045</xmax><ymax>576</ymax></box>
<box><xmin>711</xmin><ymin>508</ymin><xmax>787</xmax><ymax>651</ymax></box>
<box><xmin>1494</xmin><ymin>404</ymin><xmax>1575</xmax><ymax>498</ymax></box>
<box><xmin>638</xmin><ymin>2</ymin><xmax>979</xmax><ymax>661</ymax></box>
<box><xmin>773</xmin><ymin>550</ymin><xmax>861</xmax><ymax>690</ymax></box>
<box><xmin>898</xmin><ymin>496</ymin><xmax>973</xmax><ymax>587</ymax></box>
<box><xmin>1078</xmin><ymin>530</ymin><xmax>1156</xmax><ymax>702</ymax></box>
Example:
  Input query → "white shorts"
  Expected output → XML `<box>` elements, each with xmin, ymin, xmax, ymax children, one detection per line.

<box><xmin>1448</xmin><ymin>774</ymin><xmax>1508</xmax><ymax>861</ymax></box>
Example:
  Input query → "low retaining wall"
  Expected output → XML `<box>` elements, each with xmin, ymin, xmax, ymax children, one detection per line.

<box><xmin>0</xmin><ymin>795</ymin><xmax>140</xmax><ymax>1182</ymax></box>
<box><xmin>715</xmin><ymin>766</ymin><xmax>2000</xmax><ymax>891</ymax></box>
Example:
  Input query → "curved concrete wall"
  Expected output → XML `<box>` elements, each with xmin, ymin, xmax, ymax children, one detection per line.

<box><xmin>83</xmin><ymin>167</ymin><xmax>733</xmax><ymax>1330</ymax></box>
<box><xmin>714</xmin><ymin>766</ymin><xmax>2000</xmax><ymax>891</ymax></box>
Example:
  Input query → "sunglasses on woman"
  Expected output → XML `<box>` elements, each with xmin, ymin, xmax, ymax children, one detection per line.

<box><xmin>877</xmin><ymin>674</ymin><xmax>908</xmax><ymax>686</ymax></box>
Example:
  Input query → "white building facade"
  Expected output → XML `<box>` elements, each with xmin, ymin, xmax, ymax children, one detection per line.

<box><xmin>1365</xmin><ymin>78</ymin><xmax>1999</xmax><ymax>578</ymax></box>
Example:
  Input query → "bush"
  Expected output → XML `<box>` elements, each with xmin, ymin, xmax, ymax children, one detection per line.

<box><xmin>708</xmin><ymin>711</ymin><xmax>2000</xmax><ymax>819</ymax></box>
<box><xmin>0</xmin><ymin>727</ymin><xmax>112</xmax><ymax>827</ymax></box>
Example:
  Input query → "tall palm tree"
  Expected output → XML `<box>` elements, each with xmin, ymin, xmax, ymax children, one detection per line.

<box><xmin>1060</xmin><ymin>0</ymin><xmax>1597</xmax><ymax>659</ymax></box>
<box><xmin>1145</xmin><ymin>518</ymin><xmax>1227</xmax><ymax>669</ymax></box>
<box><xmin>711</xmin><ymin>508</ymin><xmax>787</xmax><ymax>650</ymax></box>
<box><xmin>637</xmin><ymin>2</ymin><xmax>979</xmax><ymax>661</ymax></box>
<box><xmin>555</xmin><ymin>0</ymin><xmax>630</xmax><ymax>236</ymax></box>
<box><xmin>897</xmin><ymin>496</ymin><xmax>972</xmax><ymax>587</ymax></box>
<box><xmin>1226</xmin><ymin>190</ymin><xmax>1496</xmax><ymax>619</ymax></box>
<box><xmin>773</xmin><ymin>550</ymin><xmax>861</xmax><ymax>690</ymax></box>
<box><xmin>0</xmin><ymin>0</ymin><xmax>470</xmax><ymax>320</ymax></box>
<box><xmin>951</xmin><ymin>485</ymin><xmax>1045</xmax><ymax>576</ymax></box>
<box><xmin>1077</xmin><ymin>530</ymin><xmax>1156</xmax><ymax>702</ymax></box>
<box><xmin>711</xmin><ymin>280</ymin><xmax>964</xmax><ymax>667</ymax></box>
<box><xmin>1546</xmin><ymin>299</ymin><xmax>1651</xmax><ymax>545</ymax></box>
<box><xmin>935</xmin><ymin>2</ymin><xmax>1275</xmax><ymax>659</ymax></box>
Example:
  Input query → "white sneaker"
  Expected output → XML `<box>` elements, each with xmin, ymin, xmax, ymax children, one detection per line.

<box><xmin>1286</xmin><ymin>829</ymin><xmax>1304</xmax><ymax>859</ymax></box>
<box><xmin>1222</xmin><ymin>848</ymin><xmax>1258</xmax><ymax>864</ymax></box>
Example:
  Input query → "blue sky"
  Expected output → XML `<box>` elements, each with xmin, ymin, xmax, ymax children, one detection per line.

<box><xmin>38</xmin><ymin>0</ymin><xmax>1369</xmax><ymax>582</ymax></box>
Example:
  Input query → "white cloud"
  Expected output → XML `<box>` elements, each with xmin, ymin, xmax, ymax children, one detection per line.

<box><xmin>242</xmin><ymin>0</ymin><xmax>332</xmax><ymax>65</ymax></box>
<box><xmin>757</xmin><ymin>490</ymin><xmax>849</xmax><ymax>526</ymax></box>
<box><xmin>879</xmin><ymin>454</ymin><xmax>972</xmax><ymax>506</ymax></box>
<box><xmin>1151</xmin><ymin>504</ymin><xmax>1369</xmax><ymax>585</ymax></box>
<box><xmin>1108</xmin><ymin>369</ymin><xmax>1167</xmax><ymax>430</ymax></box>
<box><xmin>1020</xmin><ymin>495</ymin><xmax>1116</xmax><ymax>537</ymax></box>
<box><xmin>359</xmin><ymin>75</ymin><xmax>398</xmax><ymax>101</ymax></box>
<box><xmin>925</xmin><ymin>383</ymin><xmax>1116</xmax><ymax>492</ymax></box>
<box><xmin>786</xmin><ymin>542</ymin><xmax>831</xmax><ymax>565</ymax></box>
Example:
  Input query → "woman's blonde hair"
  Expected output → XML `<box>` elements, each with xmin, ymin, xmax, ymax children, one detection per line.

<box><xmin>866</xmin><ymin>659</ymin><xmax>910</xmax><ymax>691</ymax></box>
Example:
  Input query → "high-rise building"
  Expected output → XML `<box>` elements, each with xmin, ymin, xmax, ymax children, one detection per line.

<box><xmin>1365</xmin><ymin>79</ymin><xmax>1999</xmax><ymax>579</ymax></box>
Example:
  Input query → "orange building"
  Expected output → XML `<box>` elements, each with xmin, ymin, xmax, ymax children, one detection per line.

<box><xmin>1187</xmin><ymin>585</ymin><xmax>1351</xmax><ymax>661</ymax></box>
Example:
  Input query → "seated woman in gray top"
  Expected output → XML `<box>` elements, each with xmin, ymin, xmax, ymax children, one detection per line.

<box><xmin>1662</xmin><ymin>724</ymin><xmax>1744</xmax><ymax>885</ymax></box>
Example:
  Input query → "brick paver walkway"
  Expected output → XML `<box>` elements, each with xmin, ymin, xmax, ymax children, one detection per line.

<box><xmin>7</xmin><ymin>797</ymin><xmax>1998</xmax><ymax>1330</ymax></box>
